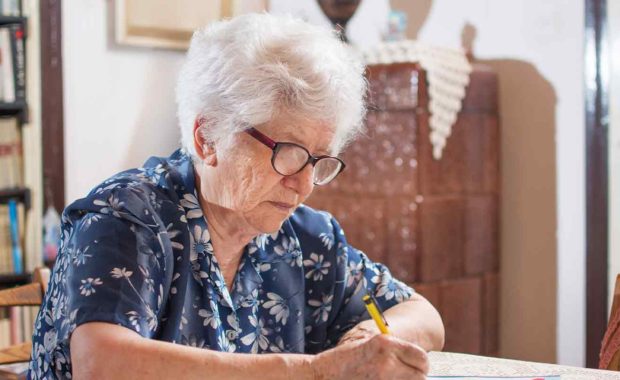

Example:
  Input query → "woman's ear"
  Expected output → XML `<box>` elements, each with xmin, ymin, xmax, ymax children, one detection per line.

<box><xmin>193</xmin><ymin>117</ymin><xmax>218</xmax><ymax>166</ymax></box>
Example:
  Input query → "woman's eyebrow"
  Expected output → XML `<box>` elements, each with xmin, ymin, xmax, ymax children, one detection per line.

<box><xmin>276</xmin><ymin>130</ymin><xmax>332</xmax><ymax>155</ymax></box>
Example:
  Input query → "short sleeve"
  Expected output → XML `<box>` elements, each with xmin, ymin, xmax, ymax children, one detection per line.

<box><xmin>29</xmin><ymin>156</ymin><xmax>186</xmax><ymax>379</ymax></box>
<box><xmin>63</xmin><ymin>212</ymin><xmax>166</xmax><ymax>337</ymax></box>
<box><xmin>48</xmin><ymin>185</ymin><xmax>174</xmax><ymax>349</ymax></box>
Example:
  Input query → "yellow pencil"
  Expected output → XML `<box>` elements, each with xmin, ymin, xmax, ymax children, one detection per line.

<box><xmin>362</xmin><ymin>294</ymin><xmax>391</xmax><ymax>334</ymax></box>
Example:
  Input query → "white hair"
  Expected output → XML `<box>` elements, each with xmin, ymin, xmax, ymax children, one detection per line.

<box><xmin>175</xmin><ymin>12</ymin><xmax>367</xmax><ymax>158</ymax></box>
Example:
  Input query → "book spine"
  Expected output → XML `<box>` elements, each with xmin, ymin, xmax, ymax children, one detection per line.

<box><xmin>0</xmin><ymin>204</ymin><xmax>9</xmax><ymax>273</ymax></box>
<box><xmin>11</xmin><ymin>0</ymin><xmax>19</xmax><ymax>16</ymax></box>
<box><xmin>11</xmin><ymin>117</ymin><xmax>21</xmax><ymax>187</ymax></box>
<box><xmin>0</xmin><ymin>122</ymin><xmax>7</xmax><ymax>189</ymax></box>
<box><xmin>27</xmin><ymin>306</ymin><xmax>37</xmax><ymax>341</ymax></box>
<box><xmin>0</xmin><ymin>1</ymin><xmax>7</xmax><ymax>17</ymax></box>
<box><xmin>18</xmin><ymin>305</ymin><xmax>24</xmax><ymax>343</ymax></box>
<box><xmin>6</xmin><ymin>116</ymin><xmax>19</xmax><ymax>187</ymax></box>
<box><xmin>0</xmin><ymin>117</ymin><xmax>20</xmax><ymax>188</ymax></box>
<box><xmin>9</xmin><ymin>24</ymin><xmax>24</xmax><ymax>101</ymax></box>
<box><xmin>8</xmin><ymin>198</ymin><xmax>22</xmax><ymax>273</ymax></box>
<box><xmin>0</xmin><ymin>28</ymin><xmax>14</xmax><ymax>102</ymax></box>
<box><xmin>0</xmin><ymin>29</ymin><xmax>4</xmax><ymax>100</ymax></box>
<box><xmin>15</xmin><ymin>119</ymin><xmax>22</xmax><ymax>186</ymax></box>
<box><xmin>0</xmin><ymin>309</ymin><xmax>8</xmax><ymax>348</ymax></box>
<box><xmin>22</xmin><ymin>306</ymin><xmax>32</xmax><ymax>342</ymax></box>
<box><xmin>8</xmin><ymin>306</ymin><xmax>19</xmax><ymax>344</ymax></box>
<box><xmin>17</xmin><ymin>200</ymin><xmax>24</xmax><ymax>268</ymax></box>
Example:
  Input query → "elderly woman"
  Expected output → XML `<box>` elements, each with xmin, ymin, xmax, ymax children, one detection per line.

<box><xmin>29</xmin><ymin>13</ymin><xmax>443</xmax><ymax>380</ymax></box>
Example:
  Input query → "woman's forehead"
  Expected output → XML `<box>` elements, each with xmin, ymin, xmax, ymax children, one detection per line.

<box><xmin>263</xmin><ymin>115</ymin><xmax>335</xmax><ymax>154</ymax></box>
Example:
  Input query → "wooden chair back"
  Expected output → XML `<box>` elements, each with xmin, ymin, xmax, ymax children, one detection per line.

<box><xmin>600</xmin><ymin>274</ymin><xmax>620</xmax><ymax>371</ymax></box>
<box><xmin>0</xmin><ymin>268</ymin><xmax>50</xmax><ymax>365</ymax></box>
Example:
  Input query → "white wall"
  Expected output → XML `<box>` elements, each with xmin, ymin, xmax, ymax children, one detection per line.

<box><xmin>63</xmin><ymin>0</ymin><xmax>185</xmax><ymax>203</ymax></box>
<box><xmin>391</xmin><ymin>0</ymin><xmax>584</xmax><ymax>365</ymax></box>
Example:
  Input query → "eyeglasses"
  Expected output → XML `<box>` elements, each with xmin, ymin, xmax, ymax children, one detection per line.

<box><xmin>245</xmin><ymin>127</ymin><xmax>345</xmax><ymax>186</ymax></box>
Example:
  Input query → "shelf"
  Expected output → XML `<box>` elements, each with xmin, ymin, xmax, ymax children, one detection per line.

<box><xmin>0</xmin><ymin>16</ymin><xmax>25</xmax><ymax>26</ymax></box>
<box><xmin>0</xmin><ymin>187</ymin><xmax>30</xmax><ymax>210</ymax></box>
<box><xmin>0</xmin><ymin>101</ymin><xmax>28</xmax><ymax>123</ymax></box>
<box><xmin>0</xmin><ymin>16</ymin><xmax>25</xmax><ymax>24</ymax></box>
<box><xmin>0</xmin><ymin>16</ymin><xmax>27</xmax><ymax>39</ymax></box>
<box><xmin>0</xmin><ymin>272</ymin><xmax>30</xmax><ymax>286</ymax></box>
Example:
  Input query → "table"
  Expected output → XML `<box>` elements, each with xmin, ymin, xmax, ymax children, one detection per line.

<box><xmin>429</xmin><ymin>352</ymin><xmax>620</xmax><ymax>379</ymax></box>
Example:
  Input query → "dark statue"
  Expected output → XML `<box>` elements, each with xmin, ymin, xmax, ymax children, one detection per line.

<box><xmin>316</xmin><ymin>0</ymin><xmax>362</xmax><ymax>42</ymax></box>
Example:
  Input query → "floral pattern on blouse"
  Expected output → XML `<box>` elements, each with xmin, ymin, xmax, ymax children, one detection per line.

<box><xmin>28</xmin><ymin>149</ymin><xmax>414</xmax><ymax>379</ymax></box>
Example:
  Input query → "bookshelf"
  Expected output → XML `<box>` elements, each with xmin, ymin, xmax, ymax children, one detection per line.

<box><xmin>0</xmin><ymin>2</ymin><xmax>42</xmax><ymax>369</ymax></box>
<box><xmin>0</xmin><ymin>16</ymin><xmax>26</xmax><ymax>26</ymax></box>
<box><xmin>0</xmin><ymin>0</ymin><xmax>43</xmax><ymax>285</ymax></box>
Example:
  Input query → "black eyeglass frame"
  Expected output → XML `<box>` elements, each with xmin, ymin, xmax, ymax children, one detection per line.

<box><xmin>245</xmin><ymin>127</ymin><xmax>346</xmax><ymax>185</ymax></box>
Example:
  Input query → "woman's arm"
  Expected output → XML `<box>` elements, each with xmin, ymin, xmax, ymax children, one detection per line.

<box><xmin>71</xmin><ymin>323</ymin><xmax>313</xmax><ymax>380</ymax></box>
<box><xmin>71</xmin><ymin>322</ymin><xmax>429</xmax><ymax>380</ymax></box>
<box><xmin>71</xmin><ymin>322</ymin><xmax>313</xmax><ymax>380</ymax></box>
<box><xmin>338</xmin><ymin>293</ymin><xmax>445</xmax><ymax>351</ymax></box>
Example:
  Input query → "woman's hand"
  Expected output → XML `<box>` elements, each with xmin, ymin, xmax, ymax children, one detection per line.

<box><xmin>312</xmin><ymin>334</ymin><xmax>429</xmax><ymax>380</ymax></box>
<box><xmin>337</xmin><ymin>319</ymin><xmax>381</xmax><ymax>346</ymax></box>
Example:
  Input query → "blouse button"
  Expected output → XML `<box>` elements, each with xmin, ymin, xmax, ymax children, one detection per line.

<box><xmin>226</xmin><ymin>330</ymin><xmax>239</xmax><ymax>340</ymax></box>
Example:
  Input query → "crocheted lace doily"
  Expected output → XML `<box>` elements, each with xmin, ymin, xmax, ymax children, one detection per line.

<box><xmin>362</xmin><ymin>40</ymin><xmax>472</xmax><ymax>160</ymax></box>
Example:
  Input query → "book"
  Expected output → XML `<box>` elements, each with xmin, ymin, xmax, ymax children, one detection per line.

<box><xmin>0</xmin><ymin>27</ymin><xmax>14</xmax><ymax>102</ymax></box>
<box><xmin>9</xmin><ymin>23</ymin><xmax>24</xmax><ymax>101</ymax></box>
<box><xmin>0</xmin><ymin>0</ymin><xmax>21</xmax><ymax>17</ymax></box>
<box><xmin>0</xmin><ymin>308</ymin><xmax>8</xmax><ymax>347</ymax></box>
<box><xmin>0</xmin><ymin>121</ymin><xmax>7</xmax><ymax>189</ymax></box>
<box><xmin>7</xmin><ymin>198</ymin><xmax>22</xmax><ymax>273</ymax></box>
<box><xmin>0</xmin><ymin>35</ymin><xmax>4</xmax><ymax>103</ymax></box>
<box><xmin>0</xmin><ymin>204</ymin><xmax>11</xmax><ymax>273</ymax></box>
<box><xmin>0</xmin><ymin>116</ymin><xmax>22</xmax><ymax>188</ymax></box>
<box><xmin>8</xmin><ymin>305</ymin><xmax>21</xmax><ymax>344</ymax></box>
<box><xmin>9</xmin><ymin>116</ymin><xmax>23</xmax><ymax>187</ymax></box>
<box><xmin>0</xmin><ymin>23</ymin><xmax>26</xmax><ymax>103</ymax></box>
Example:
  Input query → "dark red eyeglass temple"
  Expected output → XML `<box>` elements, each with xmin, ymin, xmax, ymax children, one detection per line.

<box><xmin>246</xmin><ymin>127</ymin><xmax>276</xmax><ymax>150</ymax></box>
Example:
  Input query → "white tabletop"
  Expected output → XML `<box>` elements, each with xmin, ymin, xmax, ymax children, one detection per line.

<box><xmin>429</xmin><ymin>352</ymin><xmax>620</xmax><ymax>379</ymax></box>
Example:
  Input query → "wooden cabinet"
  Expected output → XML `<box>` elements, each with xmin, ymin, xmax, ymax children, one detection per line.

<box><xmin>307</xmin><ymin>62</ymin><xmax>500</xmax><ymax>355</ymax></box>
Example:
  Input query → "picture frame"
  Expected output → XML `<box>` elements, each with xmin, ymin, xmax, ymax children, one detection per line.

<box><xmin>115</xmin><ymin>0</ymin><xmax>268</xmax><ymax>50</ymax></box>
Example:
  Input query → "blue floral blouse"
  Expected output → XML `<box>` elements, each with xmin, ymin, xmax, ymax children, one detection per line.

<box><xmin>28</xmin><ymin>149</ymin><xmax>414</xmax><ymax>379</ymax></box>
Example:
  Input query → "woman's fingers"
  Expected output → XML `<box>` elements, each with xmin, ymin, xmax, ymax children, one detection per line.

<box><xmin>313</xmin><ymin>333</ymin><xmax>430</xmax><ymax>380</ymax></box>
<box><xmin>392</xmin><ymin>339</ymin><xmax>430</xmax><ymax>374</ymax></box>
<box><xmin>367</xmin><ymin>334</ymin><xmax>430</xmax><ymax>374</ymax></box>
<box><xmin>337</xmin><ymin>323</ymin><xmax>378</xmax><ymax>346</ymax></box>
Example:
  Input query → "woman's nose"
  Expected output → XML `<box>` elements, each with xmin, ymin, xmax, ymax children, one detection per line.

<box><xmin>282</xmin><ymin>163</ymin><xmax>315</xmax><ymax>196</ymax></box>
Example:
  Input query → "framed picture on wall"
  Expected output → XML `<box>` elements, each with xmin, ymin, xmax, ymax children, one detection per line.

<box><xmin>115</xmin><ymin>0</ymin><xmax>268</xmax><ymax>50</ymax></box>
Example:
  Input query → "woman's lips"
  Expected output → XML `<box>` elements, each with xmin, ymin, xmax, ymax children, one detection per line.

<box><xmin>269</xmin><ymin>201</ymin><xmax>295</xmax><ymax>211</ymax></box>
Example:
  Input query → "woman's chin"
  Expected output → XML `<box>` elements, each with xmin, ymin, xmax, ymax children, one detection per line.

<box><xmin>249</xmin><ymin>214</ymin><xmax>289</xmax><ymax>235</ymax></box>
<box><xmin>260</xmin><ymin>219</ymin><xmax>287</xmax><ymax>234</ymax></box>
<box><xmin>246</xmin><ymin>202</ymin><xmax>296</xmax><ymax>233</ymax></box>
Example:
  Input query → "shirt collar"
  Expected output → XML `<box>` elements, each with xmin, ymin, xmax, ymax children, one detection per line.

<box><xmin>171</xmin><ymin>149</ymin><xmax>266</xmax><ymax>310</ymax></box>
